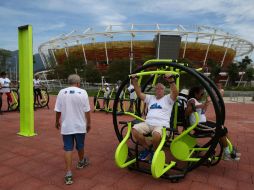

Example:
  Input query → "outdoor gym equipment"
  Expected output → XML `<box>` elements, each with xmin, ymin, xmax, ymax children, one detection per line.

<box><xmin>18</xmin><ymin>25</ymin><xmax>36</xmax><ymax>137</ymax></box>
<box><xmin>93</xmin><ymin>86</ymin><xmax>115</xmax><ymax>113</ymax></box>
<box><xmin>113</xmin><ymin>59</ymin><xmax>235</xmax><ymax>182</ymax></box>
<box><xmin>93</xmin><ymin>85</ymin><xmax>138</xmax><ymax>114</ymax></box>
<box><xmin>0</xmin><ymin>87</ymin><xmax>19</xmax><ymax>112</ymax></box>
<box><xmin>34</xmin><ymin>87</ymin><xmax>49</xmax><ymax>109</ymax></box>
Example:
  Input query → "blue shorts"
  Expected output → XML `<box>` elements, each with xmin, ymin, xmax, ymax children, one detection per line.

<box><xmin>62</xmin><ymin>133</ymin><xmax>85</xmax><ymax>151</ymax></box>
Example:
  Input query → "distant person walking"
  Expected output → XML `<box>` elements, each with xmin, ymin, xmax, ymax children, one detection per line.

<box><xmin>54</xmin><ymin>74</ymin><xmax>91</xmax><ymax>185</ymax></box>
<box><xmin>0</xmin><ymin>72</ymin><xmax>13</xmax><ymax>113</ymax></box>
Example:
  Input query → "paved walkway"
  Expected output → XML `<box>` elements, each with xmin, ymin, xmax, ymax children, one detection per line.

<box><xmin>0</xmin><ymin>96</ymin><xmax>253</xmax><ymax>190</ymax></box>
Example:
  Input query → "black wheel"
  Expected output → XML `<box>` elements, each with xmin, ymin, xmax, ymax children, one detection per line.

<box><xmin>112</xmin><ymin>61</ymin><xmax>224</xmax><ymax>173</ymax></box>
<box><xmin>37</xmin><ymin>89</ymin><xmax>49</xmax><ymax>108</ymax></box>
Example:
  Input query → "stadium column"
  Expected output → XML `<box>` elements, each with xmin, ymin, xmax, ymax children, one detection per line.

<box><xmin>17</xmin><ymin>25</ymin><xmax>36</xmax><ymax>137</ymax></box>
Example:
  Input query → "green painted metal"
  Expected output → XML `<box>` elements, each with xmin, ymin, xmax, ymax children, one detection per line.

<box><xmin>173</xmin><ymin>69</ymin><xmax>180</xmax><ymax>130</ymax></box>
<box><xmin>18</xmin><ymin>25</ymin><xmax>36</xmax><ymax>137</ymax></box>
<box><xmin>115</xmin><ymin>122</ymin><xmax>136</xmax><ymax>168</ymax></box>
<box><xmin>129</xmin><ymin>70</ymin><xmax>179</xmax><ymax>78</ymax></box>
<box><xmin>94</xmin><ymin>88</ymin><xmax>103</xmax><ymax>111</ymax></box>
<box><xmin>226</xmin><ymin>138</ymin><xmax>233</xmax><ymax>153</ymax></box>
<box><xmin>151</xmin><ymin>128</ymin><xmax>176</xmax><ymax>178</ymax></box>
<box><xmin>170</xmin><ymin>112</ymin><xmax>202</xmax><ymax>161</ymax></box>
<box><xmin>123</xmin><ymin>112</ymin><xmax>145</xmax><ymax>122</ymax></box>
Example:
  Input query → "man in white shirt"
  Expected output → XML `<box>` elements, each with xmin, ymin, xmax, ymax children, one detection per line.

<box><xmin>33</xmin><ymin>75</ymin><xmax>44</xmax><ymax>104</ymax></box>
<box><xmin>0</xmin><ymin>74</ymin><xmax>3</xmax><ymax>114</ymax></box>
<box><xmin>130</xmin><ymin>74</ymin><xmax>178</xmax><ymax>161</ymax></box>
<box><xmin>127</xmin><ymin>83</ymin><xmax>137</xmax><ymax>112</ymax></box>
<box><xmin>0</xmin><ymin>72</ymin><xmax>12</xmax><ymax>113</ymax></box>
<box><xmin>54</xmin><ymin>74</ymin><xmax>91</xmax><ymax>185</ymax></box>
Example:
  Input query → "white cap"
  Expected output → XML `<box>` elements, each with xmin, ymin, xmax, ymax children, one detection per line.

<box><xmin>104</xmin><ymin>83</ymin><xmax>109</xmax><ymax>86</ymax></box>
<box><xmin>180</xmin><ymin>89</ymin><xmax>189</xmax><ymax>95</ymax></box>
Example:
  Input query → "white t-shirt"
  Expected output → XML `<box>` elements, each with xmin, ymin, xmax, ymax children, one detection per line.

<box><xmin>54</xmin><ymin>86</ymin><xmax>91</xmax><ymax>135</ymax></box>
<box><xmin>0</xmin><ymin>77</ymin><xmax>11</xmax><ymax>93</ymax></box>
<box><xmin>188</xmin><ymin>98</ymin><xmax>207</xmax><ymax>124</ymax></box>
<box><xmin>33</xmin><ymin>79</ymin><xmax>41</xmax><ymax>89</ymax></box>
<box><xmin>103</xmin><ymin>86</ymin><xmax>111</xmax><ymax>98</ymax></box>
<box><xmin>128</xmin><ymin>84</ymin><xmax>137</xmax><ymax>100</ymax></box>
<box><xmin>145</xmin><ymin>94</ymin><xmax>175</xmax><ymax>128</ymax></box>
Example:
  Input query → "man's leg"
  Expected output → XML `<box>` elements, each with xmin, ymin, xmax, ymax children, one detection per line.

<box><xmin>6</xmin><ymin>92</ymin><xmax>12</xmax><ymax>104</ymax></box>
<box><xmin>152</xmin><ymin>131</ymin><xmax>161</xmax><ymax>150</ymax></box>
<box><xmin>63</xmin><ymin>135</ymin><xmax>74</xmax><ymax>184</ymax></box>
<box><xmin>128</xmin><ymin>99</ymin><xmax>134</xmax><ymax>112</ymax></box>
<box><xmin>33</xmin><ymin>89</ymin><xmax>37</xmax><ymax>104</ymax></box>
<box><xmin>64</xmin><ymin>151</ymin><xmax>73</xmax><ymax>172</ymax></box>
<box><xmin>38</xmin><ymin>89</ymin><xmax>42</xmax><ymax>99</ymax></box>
<box><xmin>0</xmin><ymin>93</ymin><xmax>2</xmax><ymax>113</ymax></box>
<box><xmin>75</xmin><ymin>133</ymin><xmax>89</xmax><ymax>168</ymax></box>
<box><xmin>132</xmin><ymin>128</ymin><xmax>150</xmax><ymax>149</ymax></box>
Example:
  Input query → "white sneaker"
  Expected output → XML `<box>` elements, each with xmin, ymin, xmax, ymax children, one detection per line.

<box><xmin>223</xmin><ymin>152</ymin><xmax>240</xmax><ymax>161</ymax></box>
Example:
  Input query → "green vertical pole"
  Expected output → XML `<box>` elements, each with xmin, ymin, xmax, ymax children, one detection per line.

<box><xmin>18</xmin><ymin>25</ymin><xmax>36</xmax><ymax>137</ymax></box>
<box><xmin>173</xmin><ymin>69</ymin><xmax>180</xmax><ymax>130</ymax></box>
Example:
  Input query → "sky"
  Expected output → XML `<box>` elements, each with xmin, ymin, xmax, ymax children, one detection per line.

<box><xmin>0</xmin><ymin>0</ymin><xmax>254</xmax><ymax>58</ymax></box>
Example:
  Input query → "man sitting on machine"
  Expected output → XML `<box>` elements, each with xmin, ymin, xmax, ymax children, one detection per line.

<box><xmin>130</xmin><ymin>74</ymin><xmax>178</xmax><ymax>162</ymax></box>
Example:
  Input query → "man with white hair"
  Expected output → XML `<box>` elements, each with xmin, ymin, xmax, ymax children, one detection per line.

<box><xmin>54</xmin><ymin>74</ymin><xmax>91</xmax><ymax>185</ymax></box>
<box><xmin>130</xmin><ymin>74</ymin><xmax>178</xmax><ymax>162</ymax></box>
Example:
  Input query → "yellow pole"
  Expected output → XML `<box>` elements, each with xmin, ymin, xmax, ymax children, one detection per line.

<box><xmin>18</xmin><ymin>25</ymin><xmax>36</xmax><ymax>136</ymax></box>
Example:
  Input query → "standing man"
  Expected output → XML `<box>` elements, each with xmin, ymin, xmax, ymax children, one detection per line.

<box><xmin>127</xmin><ymin>83</ymin><xmax>137</xmax><ymax>112</ymax></box>
<box><xmin>0</xmin><ymin>73</ymin><xmax>2</xmax><ymax>114</ymax></box>
<box><xmin>54</xmin><ymin>74</ymin><xmax>91</xmax><ymax>185</ymax></box>
<box><xmin>0</xmin><ymin>72</ymin><xmax>13</xmax><ymax>112</ymax></box>
<box><xmin>131</xmin><ymin>74</ymin><xmax>178</xmax><ymax>161</ymax></box>
<box><xmin>33</xmin><ymin>75</ymin><xmax>44</xmax><ymax>104</ymax></box>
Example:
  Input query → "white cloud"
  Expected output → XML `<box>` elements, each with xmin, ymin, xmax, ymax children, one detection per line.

<box><xmin>0</xmin><ymin>6</ymin><xmax>31</xmax><ymax>17</ymax></box>
<box><xmin>0</xmin><ymin>0</ymin><xmax>253</xmax><ymax>59</ymax></box>
<box><xmin>36</xmin><ymin>22</ymin><xmax>66</xmax><ymax>33</ymax></box>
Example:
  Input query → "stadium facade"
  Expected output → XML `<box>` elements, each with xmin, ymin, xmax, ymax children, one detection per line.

<box><xmin>38</xmin><ymin>24</ymin><xmax>254</xmax><ymax>72</ymax></box>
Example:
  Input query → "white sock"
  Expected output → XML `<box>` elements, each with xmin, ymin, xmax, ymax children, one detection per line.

<box><xmin>224</xmin><ymin>146</ymin><xmax>230</xmax><ymax>154</ymax></box>
<box><xmin>66</xmin><ymin>171</ymin><xmax>72</xmax><ymax>176</ymax></box>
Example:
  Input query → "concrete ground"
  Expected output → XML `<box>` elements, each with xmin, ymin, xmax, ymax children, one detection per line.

<box><xmin>0</xmin><ymin>96</ymin><xmax>253</xmax><ymax>190</ymax></box>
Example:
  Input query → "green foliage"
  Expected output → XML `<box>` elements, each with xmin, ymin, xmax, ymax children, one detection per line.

<box><xmin>238</xmin><ymin>56</ymin><xmax>252</xmax><ymax>71</ymax></box>
<box><xmin>106</xmin><ymin>59</ymin><xmax>132</xmax><ymax>82</ymax></box>
<box><xmin>178</xmin><ymin>58</ymin><xmax>194</xmax><ymax>68</ymax></box>
<box><xmin>83</xmin><ymin>63</ymin><xmax>101</xmax><ymax>83</ymax></box>
<box><xmin>227</xmin><ymin>63</ymin><xmax>239</xmax><ymax>86</ymax></box>
<box><xmin>207</xmin><ymin>59</ymin><xmax>221</xmax><ymax>81</ymax></box>
<box><xmin>245</xmin><ymin>67</ymin><xmax>254</xmax><ymax>82</ymax></box>
<box><xmin>54</xmin><ymin>54</ymin><xmax>86</xmax><ymax>79</ymax></box>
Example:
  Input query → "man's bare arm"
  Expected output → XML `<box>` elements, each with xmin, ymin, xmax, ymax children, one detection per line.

<box><xmin>55</xmin><ymin>112</ymin><xmax>61</xmax><ymax>129</ymax></box>
<box><xmin>85</xmin><ymin>111</ymin><xmax>91</xmax><ymax>132</ymax></box>
<box><xmin>130</xmin><ymin>75</ymin><xmax>146</xmax><ymax>101</ymax></box>
<box><xmin>164</xmin><ymin>74</ymin><xmax>178</xmax><ymax>101</ymax></box>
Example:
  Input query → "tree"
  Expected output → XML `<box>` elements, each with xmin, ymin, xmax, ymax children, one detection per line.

<box><xmin>227</xmin><ymin>62</ymin><xmax>239</xmax><ymax>86</ymax></box>
<box><xmin>245</xmin><ymin>67</ymin><xmax>254</xmax><ymax>85</ymax></box>
<box><xmin>238</xmin><ymin>56</ymin><xmax>252</xmax><ymax>71</ymax></box>
<box><xmin>83</xmin><ymin>63</ymin><xmax>101</xmax><ymax>83</ymax></box>
<box><xmin>106</xmin><ymin>59</ymin><xmax>131</xmax><ymax>82</ymax></box>
<box><xmin>207</xmin><ymin>59</ymin><xmax>221</xmax><ymax>82</ymax></box>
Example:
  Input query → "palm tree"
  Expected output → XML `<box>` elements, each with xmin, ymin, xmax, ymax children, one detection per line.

<box><xmin>238</xmin><ymin>56</ymin><xmax>252</xmax><ymax>71</ymax></box>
